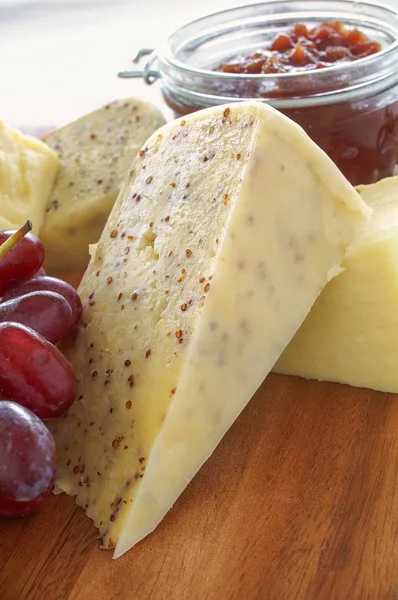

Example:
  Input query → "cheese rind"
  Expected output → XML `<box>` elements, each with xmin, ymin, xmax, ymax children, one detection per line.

<box><xmin>274</xmin><ymin>176</ymin><xmax>398</xmax><ymax>393</ymax></box>
<box><xmin>0</xmin><ymin>119</ymin><xmax>59</xmax><ymax>234</ymax></box>
<box><xmin>51</xmin><ymin>102</ymin><xmax>370</xmax><ymax>557</ymax></box>
<box><xmin>40</xmin><ymin>99</ymin><xmax>165</xmax><ymax>272</ymax></box>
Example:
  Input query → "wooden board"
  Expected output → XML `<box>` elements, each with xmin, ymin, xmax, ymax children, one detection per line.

<box><xmin>1</xmin><ymin>372</ymin><xmax>398</xmax><ymax>599</ymax></box>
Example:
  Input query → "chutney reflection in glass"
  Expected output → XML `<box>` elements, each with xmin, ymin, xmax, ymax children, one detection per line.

<box><xmin>283</xmin><ymin>90</ymin><xmax>398</xmax><ymax>186</ymax></box>
<box><xmin>163</xmin><ymin>88</ymin><xmax>398</xmax><ymax>186</ymax></box>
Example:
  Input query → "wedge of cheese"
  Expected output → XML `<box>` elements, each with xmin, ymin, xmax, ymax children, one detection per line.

<box><xmin>274</xmin><ymin>176</ymin><xmax>398</xmax><ymax>393</ymax></box>
<box><xmin>51</xmin><ymin>102</ymin><xmax>370</xmax><ymax>557</ymax></box>
<box><xmin>0</xmin><ymin>119</ymin><xmax>59</xmax><ymax>234</ymax></box>
<box><xmin>40</xmin><ymin>99</ymin><xmax>165</xmax><ymax>272</ymax></box>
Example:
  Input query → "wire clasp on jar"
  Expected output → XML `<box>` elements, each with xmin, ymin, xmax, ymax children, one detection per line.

<box><xmin>117</xmin><ymin>48</ymin><xmax>160</xmax><ymax>84</ymax></box>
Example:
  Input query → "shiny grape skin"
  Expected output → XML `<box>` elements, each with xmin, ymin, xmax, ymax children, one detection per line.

<box><xmin>0</xmin><ymin>291</ymin><xmax>73</xmax><ymax>344</ymax></box>
<box><xmin>2</xmin><ymin>276</ymin><xmax>82</xmax><ymax>332</ymax></box>
<box><xmin>0</xmin><ymin>401</ymin><xmax>56</xmax><ymax>517</ymax></box>
<box><xmin>0</xmin><ymin>322</ymin><xmax>78</xmax><ymax>419</ymax></box>
<box><xmin>0</xmin><ymin>230</ymin><xmax>44</xmax><ymax>287</ymax></box>
<box><xmin>0</xmin><ymin>490</ymin><xmax>49</xmax><ymax>517</ymax></box>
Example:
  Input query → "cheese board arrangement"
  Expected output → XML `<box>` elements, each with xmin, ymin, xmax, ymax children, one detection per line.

<box><xmin>2</xmin><ymin>1</ymin><xmax>398</xmax><ymax>598</ymax></box>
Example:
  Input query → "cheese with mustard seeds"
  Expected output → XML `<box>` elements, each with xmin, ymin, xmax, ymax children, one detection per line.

<box><xmin>40</xmin><ymin>98</ymin><xmax>165</xmax><ymax>272</ymax></box>
<box><xmin>274</xmin><ymin>176</ymin><xmax>398</xmax><ymax>392</ymax></box>
<box><xmin>0</xmin><ymin>119</ymin><xmax>59</xmax><ymax>234</ymax></box>
<box><xmin>51</xmin><ymin>101</ymin><xmax>370</xmax><ymax>557</ymax></box>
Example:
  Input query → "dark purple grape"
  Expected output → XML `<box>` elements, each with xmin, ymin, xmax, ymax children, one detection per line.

<box><xmin>0</xmin><ymin>322</ymin><xmax>78</xmax><ymax>419</ymax></box>
<box><xmin>2</xmin><ymin>276</ymin><xmax>82</xmax><ymax>332</ymax></box>
<box><xmin>0</xmin><ymin>401</ymin><xmax>56</xmax><ymax>517</ymax></box>
<box><xmin>0</xmin><ymin>291</ymin><xmax>72</xmax><ymax>344</ymax></box>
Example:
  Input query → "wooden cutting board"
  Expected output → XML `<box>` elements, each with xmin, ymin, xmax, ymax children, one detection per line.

<box><xmin>1</xmin><ymin>370</ymin><xmax>398</xmax><ymax>599</ymax></box>
<box><xmin>1</xmin><ymin>269</ymin><xmax>398</xmax><ymax>598</ymax></box>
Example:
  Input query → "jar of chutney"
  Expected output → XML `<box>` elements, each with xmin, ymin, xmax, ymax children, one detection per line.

<box><xmin>119</xmin><ymin>0</ymin><xmax>398</xmax><ymax>185</ymax></box>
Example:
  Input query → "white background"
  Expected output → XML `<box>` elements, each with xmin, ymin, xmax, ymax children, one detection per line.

<box><xmin>1</xmin><ymin>0</ymin><xmax>398</xmax><ymax>129</ymax></box>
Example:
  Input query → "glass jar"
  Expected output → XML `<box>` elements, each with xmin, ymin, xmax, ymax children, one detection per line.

<box><xmin>119</xmin><ymin>0</ymin><xmax>398</xmax><ymax>186</ymax></box>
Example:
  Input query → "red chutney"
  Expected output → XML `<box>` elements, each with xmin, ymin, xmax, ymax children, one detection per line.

<box><xmin>162</xmin><ymin>22</ymin><xmax>397</xmax><ymax>186</ymax></box>
<box><xmin>216</xmin><ymin>22</ymin><xmax>381</xmax><ymax>74</ymax></box>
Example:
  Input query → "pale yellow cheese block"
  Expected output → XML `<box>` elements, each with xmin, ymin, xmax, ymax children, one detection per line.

<box><xmin>51</xmin><ymin>102</ymin><xmax>370</xmax><ymax>558</ymax></box>
<box><xmin>275</xmin><ymin>176</ymin><xmax>398</xmax><ymax>392</ymax></box>
<box><xmin>0</xmin><ymin>119</ymin><xmax>59</xmax><ymax>234</ymax></box>
<box><xmin>40</xmin><ymin>98</ymin><xmax>165</xmax><ymax>272</ymax></box>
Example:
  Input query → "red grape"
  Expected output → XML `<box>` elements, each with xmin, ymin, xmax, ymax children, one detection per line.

<box><xmin>0</xmin><ymin>230</ymin><xmax>44</xmax><ymax>288</ymax></box>
<box><xmin>0</xmin><ymin>291</ymin><xmax>72</xmax><ymax>344</ymax></box>
<box><xmin>0</xmin><ymin>322</ymin><xmax>78</xmax><ymax>419</ymax></box>
<box><xmin>2</xmin><ymin>276</ymin><xmax>82</xmax><ymax>332</ymax></box>
<box><xmin>0</xmin><ymin>401</ymin><xmax>56</xmax><ymax>517</ymax></box>
<box><xmin>0</xmin><ymin>490</ymin><xmax>49</xmax><ymax>517</ymax></box>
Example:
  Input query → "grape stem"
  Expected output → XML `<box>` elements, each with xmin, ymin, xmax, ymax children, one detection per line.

<box><xmin>0</xmin><ymin>221</ymin><xmax>32</xmax><ymax>262</ymax></box>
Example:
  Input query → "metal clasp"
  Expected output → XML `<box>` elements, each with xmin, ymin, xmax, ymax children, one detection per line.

<box><xmin>117</xmin><ymin>48</ymin><xmax>160</xmax><ymax>84</ymax></box>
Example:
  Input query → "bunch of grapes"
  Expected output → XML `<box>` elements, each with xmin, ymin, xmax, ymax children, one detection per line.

<box><xmin>0</xmin><ymin>224</ymin><xmax>82</xmax><ymax>517</ymax></box>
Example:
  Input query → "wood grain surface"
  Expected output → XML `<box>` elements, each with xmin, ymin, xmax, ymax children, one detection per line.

<box><xmin>1</xmin><ymin>370</ymin><xmax>398</xmax><ymax>600</ymax></box>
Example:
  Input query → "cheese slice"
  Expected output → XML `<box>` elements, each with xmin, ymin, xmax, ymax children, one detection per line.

<box><xmin>274</xmin><ymin>176</ymin><xmax>398</xmax><ymax>393</ymax></box>
<box><xmin>51</xmin><ymin>102</ymin><xmax>370</xmax><ymax>557</ymax></box>
<box><xmin>0</xmin><ymin>119</ymin><xmax>59</xmax><ymax>234</ymax></box>
<box><xmin>40</xmin><ymin>98</ymin><xmax>165</xmax><ymax>272</ymax></box>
